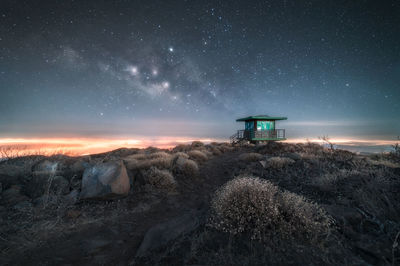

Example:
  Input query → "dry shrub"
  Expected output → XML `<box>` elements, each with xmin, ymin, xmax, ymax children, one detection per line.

<box><xmin>256</xmin><ymin>142</ymin><xmax>284</xmax><ymax>154</ymax></box>
<box><xmin>127</xmin><ymin>153</ymin><xmax>148</xmax><ymax>160</ymax></box>
<box><xmin>172</xmin><ymin>152</ymin><xmax>189</xmax><ymax>160</ymax></box>
<box><xmin>124</xmin><ymin>153</ymin><xmax>173</xmax><ymax>170</ymax></box>
<box><xmin>209</xmin><ymin>146</ymin><xmax>222</xmax><ymax>156</ymax></box>
<box><xmin>311</xmin><ymin>169</ymin><xmax>359</xmax><ymax>191</ymax></box>
<box><xmin>239</xmin><ymin>153</ymin><xmax>263</xmax><ymax>162</ymax></box>
<box><xmin>191</xmin><ymin>141</ymin><xmax>204</xmax><ymax>148</ymax></box>
<box><xmin>298</xmin><ymin>152</ymin><xmax>320</xmax><ymax>160</ymax></box>
<box><xmin>172</xmin><ymin>144</ymin><xmax>192</xmax><ymax>153</ymax></box>
<box><xmin>352</xmin><ymin>168</ymin><xmax>400</xmax><ymax>221</ymax></box>
<box><xmin>210</xmin><ymin>176</ymin><xmax>279</xmax><ymax>240</ymax></box>
<box><xmin>267</xmin><ymin>157</ymin><xmax>295</xmax><ymax>168</ymax></box>
<box><xmin>200</xmin><ymin>148</ymin><xmax>213</xmax><ymax>158</ymax></box>
<box><xmin>144</xmin><ymin>167</ymin><xmax>177</xmax><ymax>191</ymax></box>
<box><xmin>210</xmin><ymin>176</ymin><xmax>332</xmax><ymax>242</ymax></box>
<box><xmin>218</xmin><ymin>143</ymin><xmax>234</xmax><ymax>153</ymax></box>
<box><xmin>278</xmin><ymin>191</ymin><xmax>332</xmax><ymax>241</ymax></box>
<box><xmin>147</xmin><ymin>151</ymin><xmax>171</xmax><ymax>159</ymax></box>
<box><xmin>367</xmin><ymin>158</ymin><xmax>400</xmax><ymax>168</ymax></box>
<box><xmin>188</xmin><ymin>150</ymin><xmax>208</xmax><ymax>162</ymax></box>
<box><xmin>182</xmin><ymin>159</ymin><xmax>199</xmax><ymax>177</ymax></box>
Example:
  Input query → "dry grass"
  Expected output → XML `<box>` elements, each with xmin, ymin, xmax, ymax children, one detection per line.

<box><xmin>144</xmin><ymin>167</ymin><xmax>177</xmax><ymax>192</ymax></box>
<box><xmin>367</xmin><ymin>158</ymin><xmax>400</xmax><ymax>168</ymax></box>
<box><xmin>188</xmin><ymin>150</ymin><xmax>208</xmax><ymax>162</ymax></box>
<box><xmin>210</xmin><ymin>176</ymin><xmax>332</xmax><ymax>242</ymax></box>
<box><xmin>238</xmin><ymin>152</ymin><xmax>263</xmax><ymax>162</ymax></box>
<box><xmin>266</xmin><ymin>157</ymin><xmax>295</xmax><ymax>168</ymax></box>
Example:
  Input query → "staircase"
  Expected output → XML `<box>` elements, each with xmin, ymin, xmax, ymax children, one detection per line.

<box><xmin>229</xmin><ymin>132</ymin><xmax>239</xmax><ymax>144</ymax></box>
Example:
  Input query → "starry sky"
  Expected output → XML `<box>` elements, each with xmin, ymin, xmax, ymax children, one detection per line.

<box><xmin>1</xmin><ymin>0</ymin><xmax>400</xmax><ymax>143</ymax></box>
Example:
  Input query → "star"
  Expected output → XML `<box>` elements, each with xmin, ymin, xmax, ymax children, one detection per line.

<box><xmin>129</xmin><ymin>66</ymin><xmax>138</xmax><ymax>75</ymax></box>
<box><xmin>162</xmin><ymin>81</ymin><xmax>170</xmax><ymax>89</ymax></box>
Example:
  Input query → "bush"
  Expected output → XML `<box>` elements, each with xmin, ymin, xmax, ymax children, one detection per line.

<box><xmin>191</xmin><ymin>141</ymin><xmax>204</xmax><ymax>148</ymax></box>
<box><xmin>144</xmin><ymin>167</ymin><xmax>177</xmax><ymax>191</ymax></box>
<box><xmin>182</xmin><ymin>159</ymin><xmax>199</xmax><ymax>177</ymax></box>
<box><xmin>172</xmin><ymin>152</ymin><xmax>189</xmax><ymax>160</ymax></box>
<box><xmin>208</xmin><ymin>146</ymin><xmax>222</xmax><ymax>156</ymax></box>
<box><xmin>278</xmin><ymin>191</ymin><xmax>332</xmax><ymax>241</ymax></box>
<box><xmin>123</xmin><ymin>153</ymin><xmax>173</xmax><ymax>170</ymax></box>
<box><xmin>238</xmin><ymin>153</ymin><xmax>263</xmax><ymax>162</ymax></box>
<box><xmin>210</xmin><ymin>176</ymin><xmax>332</xmax><ymax>242</ymax></box>
<box><xmin>188</xmin><ymin>150</ymin><xmax>208</xmax><ymax>162</ymax></box>
<box><xmin>210</xmin><ymin>176</ymin><xmax>279</xmax><ymax>240</ymax></box>
<box><xmin>267</xmin><ymin>157</ymin><xmax>295</xmax><ymax>168</ymax></box>
<box><xmin>172</xmin><ymin>144</ymin><xmax>191</xmax><ymax>153</ymax></box>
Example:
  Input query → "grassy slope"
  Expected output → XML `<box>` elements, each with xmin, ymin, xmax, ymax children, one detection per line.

<box><xmin>0</xmin><ymin>142</ymin><xmax>399</xmax><ymax>265</ymax></box>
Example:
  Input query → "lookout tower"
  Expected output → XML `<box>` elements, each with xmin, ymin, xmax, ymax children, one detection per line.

<box><xmin>230</xmin><ymin>115</ymin><xmax>287</xmax><ymax>144</ymax></box>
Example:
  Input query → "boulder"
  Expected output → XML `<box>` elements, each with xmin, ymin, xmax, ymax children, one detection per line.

<box><xmin>2</xmin><ymin>185</ymin><xmax>30</xmax><ymax>206</ymax></box>
<box><xmin>32</xmin><ymin>160</ymin><xmax>61</xmax><ymax>174</ymax></box>
<box><xmin>64</xmin><ymin>189</ymin><xmax>79</xmax><ymax>205</ymax></box>
<box><xmin>25</xmin><ymin>175</ymin><xmax>69</xmax><ymax>199</ymax></box>
<box><xmin>24</xmin><ymin>174</ymin><xmax>49</xmax><ymax>198</ymax></box>
<box><xmin>286</xmin><ymin>152</ymin><xmax>302</xmax><ymax>161</ymax></box>
<box><xmin>80</xmin><ymin>161</ymin><xmax>130</xmax><ymax>200</ymax></box>
<box><xmin>51</xmin><ymin>176</ymin><xmax>70</xmax><ymax>194</ymax></box>
<box><xmin>135</xmin><ymin>211</ymin><xmax>203</xmax><ymax>258</ymax></box>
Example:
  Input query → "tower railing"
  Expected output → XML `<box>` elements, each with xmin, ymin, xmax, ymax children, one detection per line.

<box><xmin>232</xmin><ymin>129</ymin><xmax>285</xmax><ymax>141</ymax></box>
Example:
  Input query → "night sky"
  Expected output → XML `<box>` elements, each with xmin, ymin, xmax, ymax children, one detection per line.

<box><xmin>1</xmin><ymin>0</ymin><xmax>400</xmax><ymax>142</ymax></box>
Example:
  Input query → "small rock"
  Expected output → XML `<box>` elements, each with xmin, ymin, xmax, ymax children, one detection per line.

<box><xmin>80</xmin><ymin>161</ymin><xmax>130</xmax><ymax>200</ymax></box>
<box><xmin>259</xmin><ymin>160</ymin><xmax>267</xmax><ymax>168</ymax></box>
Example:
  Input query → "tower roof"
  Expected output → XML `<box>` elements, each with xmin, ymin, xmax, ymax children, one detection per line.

<box><xmin>236</xmin><ymin>115</ymin><xmax>287</xmax><ymax>121</ymax></box>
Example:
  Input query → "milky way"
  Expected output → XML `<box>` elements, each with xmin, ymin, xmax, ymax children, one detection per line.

<box><xmin>1</xmin><ymin>0</ymin><xmax>399</xmax><ymax>140</ymax></box>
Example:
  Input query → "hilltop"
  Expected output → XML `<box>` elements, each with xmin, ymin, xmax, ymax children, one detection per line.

<box><xmin>0</xmin><ymin>141</ymin><xmax>399</xmax><ymax>265</ymax></box>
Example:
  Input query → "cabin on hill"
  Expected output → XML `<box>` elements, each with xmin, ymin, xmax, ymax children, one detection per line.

<box><xmin>230</xmin><ymin>115</ymin><xmax>287</xmax><ymax>144</ymax></box>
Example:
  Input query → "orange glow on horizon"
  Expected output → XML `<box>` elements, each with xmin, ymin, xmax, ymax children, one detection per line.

<box><xmin>0</xmin><ymin>136</ymin><xmax>397</xmax><ymax>157</ymax></box>
<box><xmin>283</xmin><ymin>138</ymin><xmax>399</xmax><ymax>146</ymax></box>
<box><xmin>0</xmin><ymin>137</ymin><xmax>224</xmax><ymax>157</ymax></box>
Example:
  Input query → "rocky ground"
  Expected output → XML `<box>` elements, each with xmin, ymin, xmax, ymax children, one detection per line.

<box><xmin>0</xmin><ymin>141</ymin><xmax>399</xmax><ymax>265</ymax></box>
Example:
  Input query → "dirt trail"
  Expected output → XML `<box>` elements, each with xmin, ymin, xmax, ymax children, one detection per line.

<box><xmin>12</xmin><ymin>150</ymin><xmax>242</xmax><ymax>266</ymax></box>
